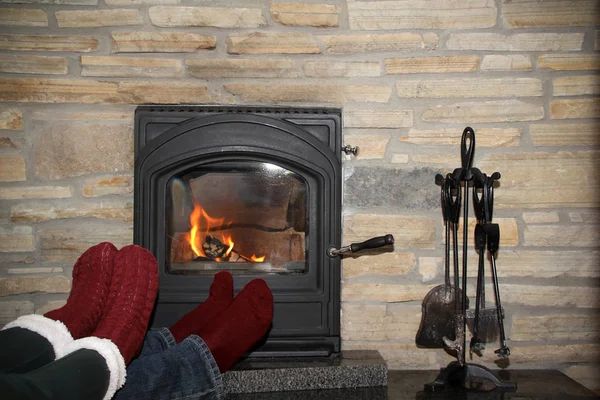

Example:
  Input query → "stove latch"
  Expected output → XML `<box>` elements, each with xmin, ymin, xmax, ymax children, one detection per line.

<box><xmin>327</xmin><ymin>234</ymin><xmax>394</xmax><ymax>257</ymax></box>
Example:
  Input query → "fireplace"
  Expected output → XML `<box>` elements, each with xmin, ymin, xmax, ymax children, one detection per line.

<box><xmin>134</xmin><ymin>106</ymin><xmax>343</xmax><ymax>357</ymax></box>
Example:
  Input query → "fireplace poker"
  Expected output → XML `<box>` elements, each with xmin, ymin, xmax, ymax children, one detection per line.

<box><xmin>327</xmin><ymin>234</ymin><xmax>394</xmax><ymax>257</ymax></box>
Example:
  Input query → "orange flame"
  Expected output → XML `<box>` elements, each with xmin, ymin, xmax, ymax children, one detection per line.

<box><xmin>188</xmin><ymin>204</ymin><xmax>264</xmax><ymax>262</ymax></box>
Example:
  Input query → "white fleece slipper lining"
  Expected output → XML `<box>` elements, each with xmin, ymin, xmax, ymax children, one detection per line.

<box><xmin>2</xmin><ymin>314</ymin><xmax>73</xmax><ymax>359</ymax></box>
<box><xmin>63</xmin><ymin>337</ymin><xmax>126</xmax><ymax>400</ymax></box>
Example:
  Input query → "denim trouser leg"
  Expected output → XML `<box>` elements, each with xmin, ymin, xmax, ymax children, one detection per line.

<box><xmin>115</xmin><ymin>328</ymin><xmax>224</xmax><ymax>400</ymax></box>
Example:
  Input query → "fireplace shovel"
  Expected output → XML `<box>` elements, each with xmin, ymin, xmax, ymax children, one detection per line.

<box><xmin>415</xmin><ymin>173</ymin><xmax>466</xmax><ymax>348</ymax></box>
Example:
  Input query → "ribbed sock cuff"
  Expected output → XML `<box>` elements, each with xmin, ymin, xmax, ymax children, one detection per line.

<box><xmin>2</xmin><ymin>314</ymin><xmax>74</xmax><ymax>359</ymax></box>
<box><xmin>63</xmin><ymin>337</ymin><xmax>126</xmax><ymax>400</ymax></box>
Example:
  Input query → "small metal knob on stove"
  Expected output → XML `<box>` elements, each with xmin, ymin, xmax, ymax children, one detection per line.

<box><xmin>342</xmin><ymin>144</ymin><xmax>358</xmax><ymax>156</ymax></box>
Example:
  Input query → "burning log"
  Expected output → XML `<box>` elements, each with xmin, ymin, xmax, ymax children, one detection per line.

<box><xmin>199</xmin><ymin>235</ymin><xmax>253</xmax><ymax>262</ymax></box>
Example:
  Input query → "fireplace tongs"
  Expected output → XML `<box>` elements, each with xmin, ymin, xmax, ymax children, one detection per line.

<box><xmin>327</xmin><ymin>234</ymin><xmax>394</xmax><ymax>257</ymax></box>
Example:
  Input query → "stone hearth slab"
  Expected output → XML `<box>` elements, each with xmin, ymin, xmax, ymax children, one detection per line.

<box><xmin>223</xmin><ymin>350</ymin><xmax>387</xmax><ymax>396</ymax></box>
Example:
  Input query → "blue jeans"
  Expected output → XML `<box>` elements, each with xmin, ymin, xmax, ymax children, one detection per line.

<box><xmin>115</xmin><ymin>328</ymin><xmax>224</xmax><ymax>400</ymax></box>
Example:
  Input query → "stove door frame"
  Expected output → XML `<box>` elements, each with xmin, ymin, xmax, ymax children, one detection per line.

<box><xmin>134</xmin><ymin>109</ymin><xmax>342</xmax><ymax>356</ymax></box>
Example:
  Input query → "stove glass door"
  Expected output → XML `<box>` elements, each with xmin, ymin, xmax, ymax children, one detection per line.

<box><xmin>167</xmin><ymin>160</ymin><xmax>307</xmax><ymax>275</ymax></box>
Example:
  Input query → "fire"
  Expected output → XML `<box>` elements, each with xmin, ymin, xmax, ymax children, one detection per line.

<box><xmin>188</xmin><ymin>204</ymin><xmax>264</xmax><ymax>262</ymax></box>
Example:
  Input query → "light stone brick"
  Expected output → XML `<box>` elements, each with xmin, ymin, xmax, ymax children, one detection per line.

<box><xmin>0</xmin><ymin>138</ymin><xmax>18</xmax><ymax>150</ymax></box>
<box><xmin>106</xmin><ymin>0</ymin><xmax>178</xmax><ymax>4</ymax></box>
<box><xmin>0</xmin><ymin>155</ymin><xmax>26</xmax><ymax>182</ymax></box>
<box><xmin>564</xmin><ymin>365</ymin><xmax>600</xmax><ymax>392</ymax></box>
<box><xmin>503</xmin><ymin>0</ymin><xmax>599</xmax><ymax>28</ymax></box>
<box><xmin>39</xmin><ymin>223</ymin><xmax>133</xmax><ymax>262</ymax></box>
<box><xmin>35</xmin><ymin>300</ymin><xmax>66</xmax><ymax>315</ymax></box>
<box><xmin>0</xmin><ymin>108</ymin><xmax>22</xmax><ymax>130</ymax></box>
<box><xmin>485</xmin><ymin>250</ymin><xmax>600</xmax><ymax>278</ymax></box>
<box><xmin>0</xmin><ymin>226</ymin><xmax>35</xmax><ymax>252</ymax></box>
<box><xmin>347</xmin><ymin>0</ymin><xmax>497</xmax><ymax>30</ymax></box>
<box><xmin>344</xmin><ymin>214</ymin><xmax>436</xmax><ymax>249</ymax></box>
<box><xmin>511</xmin><ymin>314</ymin><xmax>599</xmax><ymax>341</ymax></box>
<box><xmin>597</xmin><ymin>30</ymin><xmax>600</xmax><ymax>51</ymax></box>
<box><xmin>0</xmin><ymin>34</ymin><xmax>98</xmax><ymax>52</ymax></box>
<box><xmin>150</xmin><ymin>6</ymin><xmax>266</xmax><ymax>28</ymax></box>
<box><xmin>481</xmin><ymin>54</ymin><xmax>532</xmax><ymax>71</ymax></box>
<box><xmin>530</xmin><ymin>122</ymin><xmax>600</xmax><ymax>146</ymax></box>
<box><xmin>522</xmin><ymin>211</ymin><xmax>559</xmax><ymax>224</ymax></box>
<box><xmin>409</xmin><ymin>154</ymin><xmax>455</xmax><ymax>164</ymax></box>
<box><xmin>342</xmin><ymin>252</ymin><xmax>416</xmax><ymax>278</ymax></box>
<box><xmin>0</xmin><ymin>78</ymin><xmax>118</xmax><ymax>103</ymax></box>
<box><xmin>56</xmin><ymin>9</ymin><xmax>142</xmax><ymax>27</ymax></box>
<box><xmin>34</xmin><ymin>122</ymin><xmax>133</xmax><ymax>180</ymax></box>
<box><xmin>224</xmin><ymin>84</ymin><xmax>391</xmax><ymax>104</ymax></box>
<box><xmin>186</xmin><ymin>59</ymin><xmax>298</xmax><ymax>79</ymax></box>
<box><xmin>509</xmin><ymin>344</ymin><xmax>600</xmax><ymax>364</ymax></box>
<box><xmin>385</xmin><ymin>55</ymin><xmax>479</xmax><ymax>74</ymax></box>
<box><xmin>569</xmin><ymin>210</ymin><xmax>600</xmax><ymax>223</ymax></box>
<box><xmin>446</xmin><ymin>33</ymin><xmax>584</xmax><ymax>51</ymax></box>
<box><xmin>342</xmin><ymin>134</ymin><xmax>389</xmax><ymax>159</ymax></box>
<box><xmin>391</xmin><ymin>154</ymin><xmax>409</xmax><ymax>164</ymax></box>
<box><xmin>401</xmin><ymin>127</ymin><xmax>520</xmax><ymax>147</ymax></box>
<box><xmin>7</xmin><ymin>267</ymin><xmax>62</xmax><ymax>274</ymax></box>
<box><xmin>227</xmin><ymin>32</ymin><xmax>320</xmax><ymax>54</ymax></box>
<box><xmin>271</xmin><ymin>3</ymin><xmax>340</xmax><ymax>27</ymax></box>
<box><xmin>553</xmin><ymin>76</ymin><xmax>600</xmax><ymax>97</ymax></box>
<box><xmin>0</xmin><ymin>78</ymin><xmax>215</xmax><ymax>104</ymax></box>
<box><xmin>111</xmin><ymin>32</ymin><xmax>215</xmax><ymax>53</ymax></box>
<box><xmin>538</xmin><ymin>54</ymin><xmax>600</xmax><ymax>71</ymax></box>
<box><xmin>342</xmin><ymin>342</ymin><xmax>437</xmax><ymax>369</ymax></box>
<box><xmin>10</xmin><ymin>200</ymin><xmax>133</xmax><ymax>223</ymax></box>
<box><xmin>343</xmin><ymin>283</ymin><xmax>437</xmax><ymax>302</ymax></box>
<box><xmin>550</xmin><ymin>98</ymin><xmax>600</xmax><ymax>120</ymax></box>
<box><xmin>501</xmin><ymin>284</ymin><xmax>600</xmax><ymax>308</ymax></box>
<box><xmin>525</xmin><ymin>225</ymin><xmax>600</xmax><ymax>248</ymax></box>
<box><xmin>82</xmin><ymin>175</ymin><xmax>133</xmax><ymax>197</ymax></box>
<box><xmin>396</xmin><ymin>77</ymin><xmax>542</xmax><ymax>98</ymax></box>
<box><xmin>320</xmin><ymin>33</ymin><xmax>438</xmax><ymax>54</ymax></box>
<box><xmin>0</xmin><ymin>54</ymin><xmax>67</xmax><ymax>75</ymax></box>
<box><xmin>0</xmin><ymin>186</ymin><xmax>73</xmax><ymax>200</ymax></box>
<box><xmin>344</xmin><ymin>109</ymin><xmax>412</xmax><ymax>128</ymax></box>
<box><xmin>423</xmin><ymin>100</ymin><xmax>544</xmax><ymax>123</ymax></box>
<box><xmin>81</xmin><ymin>56</ymin><xmax>183</xmax><ymax>78</ymax></box>
<box><xmin>0</xmin><ymin>8</ymin><xmax>48</xmax><ymax>27</ymax></box>
<box><xmin>0</xmin><ymin>276</ymin><xmax>71</xmax><ymax>296</ymax></box>
<box><xmin>342</xmin><ymin>303</ymin><xmax>422</xmax><ymax>341</ymax></box>
<box><xmin>303</xmin><ymin>61</ymin><xmax>380</xmax><ymax>78</ymax></box>
<box><xmin>0</xmin><ymin>0</ymin><xmax>97</xmax><ymax>3</ymax></box>
<box><xmin>30</xmin><ymin>110</ymin><xmax>133</xmax><ymax>122</ymax></box>
<box><xmin>0</xmin><ymin>301</ymin><xmax>34</xmax><ymax>326</ymax></box>
<box><xmin>418</xmin><ymin>257</ymin><xmax>440</xmax><ymax>282</ymax></box>
<box><xmin>0</xmin><ymin>253</ymin><xmax>35</xmax><ymax>264</ymax></box>
<box><xmin>479</xmin><ymin>151</ymin><xmax>600</xmax><ymax>209</ymax></box>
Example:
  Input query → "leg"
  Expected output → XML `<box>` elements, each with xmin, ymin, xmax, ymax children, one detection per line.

<box><xmin>0</xmin><ymin>315</ymin><xmax>73</xmax><ymax>373</ymax></box>
<box><xmin>136</xmin><ymin>328</ymin><xmax>176</xmax><ymax>359</ymax></box>
<box><xmin>115</xmin><ymin>333</ymin><xmax>224</xmax><ymax>400</ymax></box>
<box><xmin>0</xmin><ymin>349</ymin><xmax>110</xmax><ymax>400</ymax></box>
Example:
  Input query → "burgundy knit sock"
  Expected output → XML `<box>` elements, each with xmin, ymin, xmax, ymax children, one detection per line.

<box><xmin>92</xmin><ymin>244</ymin><xmax>158</xmax><ymax>365</ymax></box>
<box><xmin>201</xmin><ymin>279</ymin><xmax>273</xmax><ymax>373</ymax></box>
<box><xmin>170</xmin><ymin>271</ymin><xmax>234</xmax><ymax>343</ymax></box>
<box><xmin>44</xmin><ymin>242</ymin><xmax>117</xmax><ymax>339</ymax></box>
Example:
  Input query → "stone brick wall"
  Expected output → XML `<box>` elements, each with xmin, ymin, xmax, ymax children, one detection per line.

<box><xmin>0</xmin><ymin>0</ymin><xmax>599</xmax><ymax>391</ymax></box>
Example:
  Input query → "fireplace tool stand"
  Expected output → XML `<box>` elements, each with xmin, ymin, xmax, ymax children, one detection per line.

<box><xmin>423</xmin><ymin>128</ymin><xmax>516</xmax><ymax>394</ymax></box>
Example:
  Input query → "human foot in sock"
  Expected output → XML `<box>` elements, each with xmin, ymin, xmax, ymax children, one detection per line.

<box><xmin>170</xmin><ymin>270</ymin><xmax>234</xmax><ymax>343</ymax></box>
<box><xmin>201</xmin><ymin>278</ymin><xmax>273</xmax><ymax>373</ymax></box>
<box><xmin>45</xmin><ymin>242</ymin><xmax>118</xmax><ymax>339</ymax></box>
<box><xmin>92</xmin><ymin>244</ymin><xmax>158</xmax><ymax>365</ymax></box>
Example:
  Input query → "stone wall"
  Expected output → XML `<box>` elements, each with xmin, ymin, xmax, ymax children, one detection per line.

<box><xmin>0</xmin><ymin>0</ymin><xmax>599</xmax><ymax>391</ymax></box>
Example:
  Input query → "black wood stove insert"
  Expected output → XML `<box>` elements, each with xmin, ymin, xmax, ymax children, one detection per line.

<box><xmin>134</xmin><ymin>106</ymin><xmax>343</xmax><ymax>357</ymax></box>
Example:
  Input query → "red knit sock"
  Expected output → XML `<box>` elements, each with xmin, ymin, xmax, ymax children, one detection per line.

<box><xmin>92</xmin><ymin>244</ymin><xmax>158</xmax><ymax>365</ymax></box>
<box><xmin>170</xmin><ymin>271</ymin><xmax>234</xmax><ymax>343</ymax></box>
<box><xmin>44</xmin><ymin>242</ymin><xmax>117</xmax><ymax>339</ymax></box>
<box><xmin>201</xmin><ymin>279</ymin><xmax>273</xmax><ymax>373</ymax></box>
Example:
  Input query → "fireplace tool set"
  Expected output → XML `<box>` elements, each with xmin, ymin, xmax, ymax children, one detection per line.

<box><xmin>415</xmin><ymin>127</ymin><xmax>516</xmax><ymax>393</ymax></box>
